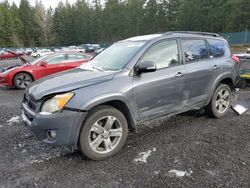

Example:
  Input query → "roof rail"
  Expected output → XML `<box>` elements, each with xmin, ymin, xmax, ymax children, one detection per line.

<box><xmin>164</xmin><ymin>31</ymin><xmax>220</xmax><ymax>37</ymax></box>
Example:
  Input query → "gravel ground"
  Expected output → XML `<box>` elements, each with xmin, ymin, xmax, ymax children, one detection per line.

<box><xmin>0</xmin><ymin>59</ymin><xmax>250</xmax><ymax>188</ymax></box>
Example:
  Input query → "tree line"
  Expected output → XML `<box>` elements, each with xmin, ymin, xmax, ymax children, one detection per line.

<box><xmin>0</xmin><ymin>0</ymin><xmax>249</xmax><ymax>47</ymax></box>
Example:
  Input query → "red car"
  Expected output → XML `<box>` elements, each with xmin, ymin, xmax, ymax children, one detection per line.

<box><xmin>0</xmin><ymin>50</ymin><xmax>17</xmax><ymax>60</ymax></box>
<box><xmin>0</xmin><ymin>52</ymin><xmax>92</xmax><ymax>89</ymax></box>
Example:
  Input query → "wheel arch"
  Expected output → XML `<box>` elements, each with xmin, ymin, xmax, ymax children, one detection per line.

<box><xmin>100</xmin><ymin>100</ymin><xmax>137</xmax><ymax>132</ymax></box>
<box><xmin>79</xmin><ymin>97</ymin><xmax>137</xmax><ymax>133</ymax></box>
<box><xmin>205</xmin><ymin>75</ymin><xmax>234</xmax><ymax>106</ymax></box>
<box><xmin>12</xmin><ymin>71</ymin><xmax>34</xmax><ymax>86</ymax></box>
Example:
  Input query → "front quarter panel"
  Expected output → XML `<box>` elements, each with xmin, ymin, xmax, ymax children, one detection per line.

<box><xmin>2</xmin><ymin>66</ymin><xmax>35</xmax><ymax>86</ymax></box>
<box><xmin>65</xmin><ymin>71</ymin><xmax>137</xmax><ymax>122</ymax></box>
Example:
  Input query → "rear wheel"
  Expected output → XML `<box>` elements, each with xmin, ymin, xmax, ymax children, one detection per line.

<box><xmin>240</xmin><ymin>79</ymin><xmax>247</xmax><ymax>89</ymax></box>
<box><xmin>79</xmin><ymin>105</ymin><xmax>128</xmax><ymax>160</ymax></box>
<box><xmin>13</xmin><ymin>73</ymin><xmax>33</xmax><ymax>89</ymax></box>
<box><xmin>36</xmin><ymin>54</ymin><xmax>40</xmax><ymax>58</ymax></box>
<box><xmin>205</xmin><ymin>84</ymin><xmax>232</xmax><ymax>118</ymax></box>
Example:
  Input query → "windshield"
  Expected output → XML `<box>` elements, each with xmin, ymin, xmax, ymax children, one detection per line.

<box><xmin>29</xmin><ymin>56</ymin><xmax>46</xmax><ymax>65</ymax></box>
<box><xmin>80</xmin><ymin>41</ymin><xmax>145</xmax><ymax>71</ymax></box>
<box><xmin>21</xmin><ymin>56</ymin><xmax>47</xmax><ymax>65</ymax></box>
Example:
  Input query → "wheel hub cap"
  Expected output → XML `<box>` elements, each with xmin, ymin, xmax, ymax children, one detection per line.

<box><xmin>102</xmin><ymin>130</ymin><xmax>109</xmax><ymax>139</ymax></box>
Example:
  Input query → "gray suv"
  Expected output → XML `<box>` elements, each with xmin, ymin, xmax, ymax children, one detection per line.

<box><xmin>21</xmin><ymin>32</ymin><xmax>240</xmax><ymax>160</ymax></box>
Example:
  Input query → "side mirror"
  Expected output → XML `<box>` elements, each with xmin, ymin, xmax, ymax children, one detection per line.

<box><xmin>135</xmin><ymin>61</ymin><xmax>156</xmax><ymax>74</ymax></box>
<box><xmin>38</xmin><ymin>61</ymin><xmax>47</xmax><ymax>67</ymax></box>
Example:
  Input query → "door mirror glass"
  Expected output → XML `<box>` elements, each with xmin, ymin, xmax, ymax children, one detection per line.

<box><xmin>135</xmin><ymin>61</ymin><xmax>156</xmax><ymax>74</ymax></box>
<box><xmin>38</xmin><ymin>61</ymin><xmax>47</xmax><ymax>66</ymax></box>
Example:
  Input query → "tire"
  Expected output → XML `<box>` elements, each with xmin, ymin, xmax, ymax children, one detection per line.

<box><xmin>240</xmin><ymin>79</ymin><xmax>247</xmax><ymax>89</ymax></box>
<box><xmin>205</xmin><ymin>84</ymin><xmax>232</xmax><ymax>118</ymax></box>
<box><xmin>36</xmin><ymin>54</ymin><xmax>40</xmax><ymax>58</ymax></box>
<box><xmin>13</xmin><ymin>72</ymin><xmax>33</xmax><ymax>89</ymax></box>
<box><xmin>79</xmin><ymin>105</ymin><xmax>128</xmax><ymax>160</ymax></box>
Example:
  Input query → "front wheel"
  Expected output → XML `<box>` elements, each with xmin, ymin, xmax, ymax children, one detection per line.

<box><xmin>13</xmin><ymin>73</ymin><xmax>33</xmax><ymax>89</ymax></box>
<box><xmin>205</xmin><ymin>84</ymin><xmax>232</xmax><ymax>118</ymax></box>
<box><xmin>79</xmin><ymin>105</ymin><xmax>128</xmax><ymax>160</ymax></box>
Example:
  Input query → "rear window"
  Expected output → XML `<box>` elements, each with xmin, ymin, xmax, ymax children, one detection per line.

<box><xmin>207</xmin><ymin>39</ymin><xmax>227</xmax><ymax>57</ymax></box>
<box><xmin>181</xmin><ymin>39</ymin><xmax>209</xmax><ymax>63</ymax></box>
<box><xmin>68</xmin><ymin>54</ymin><xmax>91</xmax><ymax>61</ymax></box>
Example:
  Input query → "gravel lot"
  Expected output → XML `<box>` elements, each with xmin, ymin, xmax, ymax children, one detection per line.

<box><xmin>0</xmin><ymin>59</ymin><xmax>250</xmax><ymax>188</ymax></box>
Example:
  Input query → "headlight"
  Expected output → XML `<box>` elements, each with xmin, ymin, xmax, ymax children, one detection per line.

<box><xmin>41</xmin><ymin>92</ymin><xmax>74</xmax><ymax>113</ymax></box>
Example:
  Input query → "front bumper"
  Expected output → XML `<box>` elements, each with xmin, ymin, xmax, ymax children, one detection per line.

<box><xmin>0</xmin><ymin>73</ymin><xmax>10</xmax><ymax>86</ymax></box>
<box><xmin>21</xmin><ymin>102</ymin><xmax>87</xmax><ymax>146</ymax></box>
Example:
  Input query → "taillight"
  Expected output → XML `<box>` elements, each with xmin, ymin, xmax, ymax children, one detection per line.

<box><xmin>232</xmin><ymin>55</ymin><xmax>240</xmax><ymax>65</ymax></box>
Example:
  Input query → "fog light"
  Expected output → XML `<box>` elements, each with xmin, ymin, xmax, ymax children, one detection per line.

<box><xmin>47</xmin><ymin>130</ymin><xmax>56</xmax><ymax>140</ymax></box>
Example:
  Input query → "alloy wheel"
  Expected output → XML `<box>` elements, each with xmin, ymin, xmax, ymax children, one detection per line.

<box><xmin>16</xmin><ymin>74</ymin><xmax>32</xmax><ymax>88</ymax></box>
<box><xmin>88</xmin><ymin>116</ymin><xmax>123</xmax><ymax>154</ymax></box>
<box><xmin>215</xmin><ymin>88</ymin><xmax>230</xmax><ymax>114</ymax></box>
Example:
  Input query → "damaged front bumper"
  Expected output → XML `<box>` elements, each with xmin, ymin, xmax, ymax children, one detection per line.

<box><xmin>21</xmin><ymin>102</ymin><xmax>87</xmax><ymax>146</ymax></box>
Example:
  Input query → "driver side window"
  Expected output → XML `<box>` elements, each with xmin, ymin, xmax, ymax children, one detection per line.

<box><xmin>140</xmin><ymin>40</ymin><xmax>180</xmax><ymax>69</ymax></box>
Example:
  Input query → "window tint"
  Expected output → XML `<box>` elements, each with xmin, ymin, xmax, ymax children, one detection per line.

<box><xmin>182</xmin><ymin>39</ymin><xmax>209</xmax><ymax>63</ymax></box>
<box><xmin>68</xmin><ymin>54</ymin><xmax>91</xmax><ymax>61</ymax></box>
<box><xmin>207</xmin><ymin>39</ymin><xmax>226</xmax><ymax>57</ymax></box>
<box><xmin>47</xmin><ymin>54</ymin><xmax>65</xmax><ymax>64</ymax></box>
<box><xmin>140</xmin><ymin>40</ymin><xmax>180</xmax><ymax>69</ymax></box>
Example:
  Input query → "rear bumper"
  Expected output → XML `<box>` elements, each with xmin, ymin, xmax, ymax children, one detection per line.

<box><xmin>21</xmin><ymin>102</ymin><xmax>87</xmax><ymax>146</ymax></box>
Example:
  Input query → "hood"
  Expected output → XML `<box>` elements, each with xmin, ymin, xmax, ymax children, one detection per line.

<box><xmin>28</xmin><ymin>68</ymin><xmax>115</xmax><ymax>100</ymax></box>
<box><xmin>19</xmin><ymin>56</ymin><xmax>31</xmax><ymax>65</ymax></box>
<box><xmin>0</xmin><ymin>64</ymin><xmax>20</xmax><ymax>73</ymax></box>
<box><xmin>0</xmin><ymin>62</ymin><xmax>30</xmax><ymax>73</ymax></box>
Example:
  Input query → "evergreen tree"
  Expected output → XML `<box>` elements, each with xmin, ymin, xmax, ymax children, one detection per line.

<box><xmin>0</xmin><ymin>0</ymin><xmax>250</xmax><ymax>47</ymax></box>
<box><xmin>0</xmin><ymin>1</ymin><xmax>14</xmax><ymax>47</ymax></box>
<box><xmin>10</xmin><ymin>2</ymin><xmax>23</xmax><ymax>46</ymax></box>
<box><xmin>18</xmin><ymin>0</ymin><xmax>37</xmax><ymax>46</ymax></box>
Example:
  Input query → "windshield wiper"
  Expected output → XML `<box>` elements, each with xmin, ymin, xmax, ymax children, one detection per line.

<box><xmin>79</xmin><ymin>64</ymin><xmax>104</xmax><ymax>71</ymax></box>
<box><xmin>91</xmin><ymin>66</ymin><xmax>104</xmax><ymax>71</ymax></box>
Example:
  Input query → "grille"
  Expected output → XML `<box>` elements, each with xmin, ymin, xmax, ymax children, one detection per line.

<box><xmin>24</xmin><ymin>94</ymin><xmax>38</xmax><ymax>111</ymax></box>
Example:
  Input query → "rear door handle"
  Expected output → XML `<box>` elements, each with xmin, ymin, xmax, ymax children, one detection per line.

<box><xmin>175</xmin><ymin>72</ymin><xmax>185</xmax><ymax>78</ymax></box>
<box><xmin>213</xmin><ymin>65</ymin><xmax>220</xmax><ymax>70</ymax></box>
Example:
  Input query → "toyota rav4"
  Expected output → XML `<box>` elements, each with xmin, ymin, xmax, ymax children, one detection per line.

<box><xmin>21</xmin><ymin>32</ymin><xmax>240</xmax><ymax>160</ymax></box>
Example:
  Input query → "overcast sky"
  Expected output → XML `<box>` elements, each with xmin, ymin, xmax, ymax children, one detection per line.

<box><xmin>2</xmin><ymin>0</ymin><xmax>78</xmax><ymax>9</ymax></box>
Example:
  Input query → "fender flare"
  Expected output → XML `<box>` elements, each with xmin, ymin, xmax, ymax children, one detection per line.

<box><xmin>79</xmin><ymin>93</ymin><xmax>137</xmax><ymax>127</ymax></box>
<box><xmin>12</xmin><ymin>71</ymin><xmax>35</xmax><ymax>85</ymax></box>
<box><xmin>205</xmin><ymin>73</ymin><xmax>234</xmax><ymax>106</ymax></box>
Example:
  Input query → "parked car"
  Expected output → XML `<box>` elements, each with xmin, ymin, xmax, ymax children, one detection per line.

<box><xmin>234</xmin><ymin>48</ymin><xmax>250</xmax><ymax>59</ymax></box>
<box><xmin>25</xmin><ymin>48</ymin><xmax>33</xmax><ymax>55</ymax></box>
<box><xmin>66</xmin><ymin>46</ymin><xmax>85</xmax><ymax>53</ymax></box>
<box><xmin>21</xmin><ymin>32</ymin><xmax>240</xmax><ymax>160</ymax></box>
<box><xmin>0</xmin><ymin>50</ymin><xmax>17</xmax><ymax>60</ymax></box>
<box><xmin>0</xmin><ymin>52</ymin><xmax>92</xmax><ymax>89</ymax></box>
<box><xmin>31</xmin><ymin>49</ymin><xmax>52</xmax><ymax>58</ymax></box>
<box><xmin>92</xmin><ymin>44</ymin><xmax>101</xmax><ymax>50</ymax></box>
<box><xmin>234</xmin><ymin>52</ymin><xmax>250</xmax><ymax>59</ymax></box>
<box><xmin>94</xmin><ymin>48</ymin><xmax>105</xmax><ymax>55</ymax></box>
<box><xmin>15</xmin><ymin>48</ymin><xmax>25</xmax><ymax>55</ymax></box>
<box><xmin>80</xmin><ymin>44</ymin><xmax>95</xmax><ymax>52</ymax></box>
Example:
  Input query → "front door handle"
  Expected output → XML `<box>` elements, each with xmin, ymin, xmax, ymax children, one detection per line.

<box><xmin>175</xmin><ymin>72</ymin><xmax>185</xmax><ymax>78</ymax></box>
<box><xmin>213</xmin><ymin>65</ymin><xmax>220</xmax><ymax>70</ymax></box>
